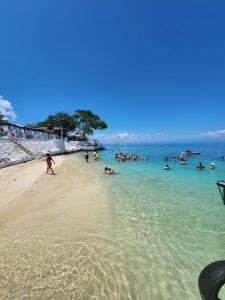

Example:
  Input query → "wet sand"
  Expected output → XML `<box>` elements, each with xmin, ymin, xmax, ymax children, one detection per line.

<box><xmin>0</xmin><ymin>155</ymin><xmax>112</xmax><ymax>299</ymax></box>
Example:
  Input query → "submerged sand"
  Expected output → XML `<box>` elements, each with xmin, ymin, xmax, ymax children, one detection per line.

<box><xmin>1</xmin><ymin>153</ymin><xmax>214</xmax><ymax>299</ymax></box>
<box><xmin>0</xmin><ymin>155</ymin><xmax>121</xmax><ymax>299</ymax></box>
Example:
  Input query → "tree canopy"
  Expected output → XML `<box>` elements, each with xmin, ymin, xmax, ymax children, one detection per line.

<box><xmin>37</xmin><ymin>112</ymin><xmax>75</xmax><ymax>130</ymax></box>
<box><xmin>73</xmin><ymin>109</ymin><xmax>107</xmax><ymax>136</ymax></box>
<box><xmin>35</xmin><ymin>109</ymin><xmax>107</xmax><ymax>137</ymax></box>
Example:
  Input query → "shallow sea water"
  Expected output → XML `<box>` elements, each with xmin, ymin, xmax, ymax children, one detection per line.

<box><xmin>0</xmin><ymin>143</ymin><xmax>225</xmax><ymax>299</ymax></box>
<box><xmin>93</xmin><ymin>143</ymin><xmax>225</xmax><ymax>299</ymax></box>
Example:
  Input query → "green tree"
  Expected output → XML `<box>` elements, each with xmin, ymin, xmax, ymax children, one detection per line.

<box><xmin>72</xmin><ymin>109</ymin><xmax>107</xmax><ymax>136</ymax></box>
<box><xmin>35</xmin><ymin>110</ymin><xmax>107</xmax><ymax>138</ymax></box>
<box><xmin>37</xmin><ymin>112</ymin><xmax>75</xmax><ymax>131</ymax></box>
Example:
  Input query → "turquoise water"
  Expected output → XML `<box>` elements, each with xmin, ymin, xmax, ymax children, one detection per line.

<box><xmin>92</xmin><ymin>143</ymin><xmax>225</xmax><ymax>299</ymax></box>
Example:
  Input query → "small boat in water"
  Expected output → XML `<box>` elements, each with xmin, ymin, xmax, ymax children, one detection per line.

<box><xmin>181</xmin><ymin>149</ymin><xmax>200</xmax><ymax>156</ymax></box>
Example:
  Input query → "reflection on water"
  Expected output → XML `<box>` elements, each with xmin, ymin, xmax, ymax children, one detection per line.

<box><xmin>1</xmin><ymin>143</ymin><xmax>225</xmax><ymax>299</ymax></box>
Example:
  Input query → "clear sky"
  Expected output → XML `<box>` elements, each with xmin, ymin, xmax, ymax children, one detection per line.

<box><xmin>0</xmin><ymin>0</ymin><xmax>225</xmax><ymax>143</ymax></box>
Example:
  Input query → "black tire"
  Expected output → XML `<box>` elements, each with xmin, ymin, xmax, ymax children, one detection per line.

<box><xmin>198</xmin><ymin>260</ymin><xmax>225</xmax><ymax>300</ymax></box>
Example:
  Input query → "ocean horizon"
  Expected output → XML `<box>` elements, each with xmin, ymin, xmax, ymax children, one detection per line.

<box><xmin>103</xmin><ymin>140</ymin><xmax>225</xmax><ymax>146</ymax></box>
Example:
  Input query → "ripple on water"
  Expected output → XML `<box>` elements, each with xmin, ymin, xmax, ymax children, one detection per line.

<box><xmin>2</xmin><ymin>144</ymin><xmax>225</xmax><ymax>299</ymax></box>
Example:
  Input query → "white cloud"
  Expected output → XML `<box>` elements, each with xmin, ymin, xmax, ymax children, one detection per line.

<box><xmin>117</xmin><ymin>132</ymin><xmax>131</xmax><ymax>139</ymax></box>
<box><xmin>0</xmin><ymin>96</ymin><xmax>17</xmax><ymax>121</ymax></box>
<box><xmin>94</xmin><ymin>129</ymin><xmax>225</xmax><ymax>144</ymax></box>
<box><xmin>202</xmin><ymin>129</ymin><xmax>225</xmax><ymax>138</ymax></box>
<box><xmin>93</xmin><ymin>131</ymin><xmax>166</xmax><ymax>144</ymax></box>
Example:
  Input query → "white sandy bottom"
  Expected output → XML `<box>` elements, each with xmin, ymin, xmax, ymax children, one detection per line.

<box><xmin>0</xmin><ymin>157</ymin><xmax>136</xmax><ymax>300</ymax></box>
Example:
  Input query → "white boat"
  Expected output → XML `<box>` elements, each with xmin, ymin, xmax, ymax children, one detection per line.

<box><xmin>181</xmin><ymin>150</ymin><xmax>200</xmax><ymax>156</ymax></box>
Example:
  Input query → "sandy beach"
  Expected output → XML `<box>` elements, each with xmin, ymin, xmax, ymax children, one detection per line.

<box><xmin>0</xmin><ymin>156</ymin><xmax>65</xmax><ymax>211</ymax></box>
<box><xmin>0</xmin><ymin>154</ymin><xmax>112</xmax><ymax>299</ymax></box>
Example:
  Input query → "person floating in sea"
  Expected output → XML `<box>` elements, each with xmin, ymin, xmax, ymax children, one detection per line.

<box><xmin>164</xmin><ymin>164</ymin><xmax>170</xmax><ymax>170</ymax></box>
<box><xmin>196</xmin><ymin>162</ymin><xmax>204</xmax><ymax>170</ymax></box>
<box><xmin>180</xmin><ymin>157</ymin><xmax>187</xmax><ymax>164</ymax></box>
<box><xmin>104</xmin><ymin>167</ymin><xmax>117</xmax><ymax>175</ymax></box>
<box><xmin>210</xmin><ymin>163</ymin><xmax>216</xmax><ymax>170</ymax></box>
<box><xmin>45</xmin><ymin>153</ymin><xmax>55</xmax><ymax>175</ymax></box>
<box><xmin>85</xmin><ymin>151</ymin><xmax>89</xmax><ymax>163</ymax></box>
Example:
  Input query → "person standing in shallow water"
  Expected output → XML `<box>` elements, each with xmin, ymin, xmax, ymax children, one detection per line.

<box><xmin>45</xmin><ymin>153</ymin><xmax>55</xmax><ymax>175</ymax></box>
<box><xmin>85</xmin><ymin>151</ymin><xmax>89</xmax><ymax>163</ymax></box>
<box><xmin>95</xmin><ymin>151</ymin><xmax>100</xmax><ymax>161</ymax></box>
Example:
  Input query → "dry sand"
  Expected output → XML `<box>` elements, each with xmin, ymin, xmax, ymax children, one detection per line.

<box><xmin>0</xmin><ymin>156</ymin><xmax>65</xmax><ymax>210</ymax></box>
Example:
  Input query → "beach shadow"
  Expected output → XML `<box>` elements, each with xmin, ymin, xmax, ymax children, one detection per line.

<box><xmin>46</xmin><ymin>173</ymin><xmax>58</xmax><ymax>176</ymax></box>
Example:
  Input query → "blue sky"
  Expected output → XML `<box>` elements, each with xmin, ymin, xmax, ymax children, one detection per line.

<box><xmin>0</xmin><ymin>0</ymin><xmax>225</xmax><ymax>143</ymax></box>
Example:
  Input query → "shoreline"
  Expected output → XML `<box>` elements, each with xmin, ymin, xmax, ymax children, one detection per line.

<box><xmin>0</xmin><ymin>153</ymin><xmax>113</xmax><ymax>298</ymax></box>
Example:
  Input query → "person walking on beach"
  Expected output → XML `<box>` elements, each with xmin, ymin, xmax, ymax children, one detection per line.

<box><xmin>85</xmin><ymin>151</ymin><xmax>89</xmax><ymax>163</ymax></box>
<box><xmin>45</xmin><ymin>153</ymin><xmax>55</xmax><ymax>175</ymax></box>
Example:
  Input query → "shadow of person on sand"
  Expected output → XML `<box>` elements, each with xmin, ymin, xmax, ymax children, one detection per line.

<box><xmin>47</xmin><ymin>173</ymin><xmax>58</xmax><ymax>176</ymax></box>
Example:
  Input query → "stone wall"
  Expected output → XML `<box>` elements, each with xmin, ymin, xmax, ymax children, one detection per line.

<box><xmin>0</xmin><ymin>139</ymin><xmax>66</xmax><ymax>169</ymax></box>
<box><xmin>21</xmin><ymin>140</ymin><xmax>65</xmax><ymax>156</ymax></box>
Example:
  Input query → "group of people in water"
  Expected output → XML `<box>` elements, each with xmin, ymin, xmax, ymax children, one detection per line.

<box><xmin>165</xmin><ymin>156</ymin><xmax>180</xmax><ymax>161</ymax></box>
<box><xmin>44</xmin><ymin>149</ymin><xmax>221</xmax><ymax>176</ymax></box>
<box><xmin>84</xmin><ymin>151</ymin><xmax>117</xmax><ymax>175</ymax></box>
<box><xmin>165</xmin><ymin>156</ymin><xmax>188</xmax><ymax>165</ymax></box>
<box><xmin>164</xmin><ymin>161</ymin><xmax>216</xmax><ymax>171</ymax></box>
<box><xmin>115</xmin><ymin>153</ymin><xmax>147</xmax><ymax>162</ymax></box>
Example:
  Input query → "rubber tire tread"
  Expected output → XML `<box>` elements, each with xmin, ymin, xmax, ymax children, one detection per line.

<box><xmin>198</xmin><ymin>260</ymin><xmax>225</xmax><ymax>300</ymax></box>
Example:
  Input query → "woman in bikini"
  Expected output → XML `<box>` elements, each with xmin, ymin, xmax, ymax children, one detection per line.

<box><xmin>46</xmin><ymin>153</ymin><xmax>56</xmax><ymax>175</ymax></box>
